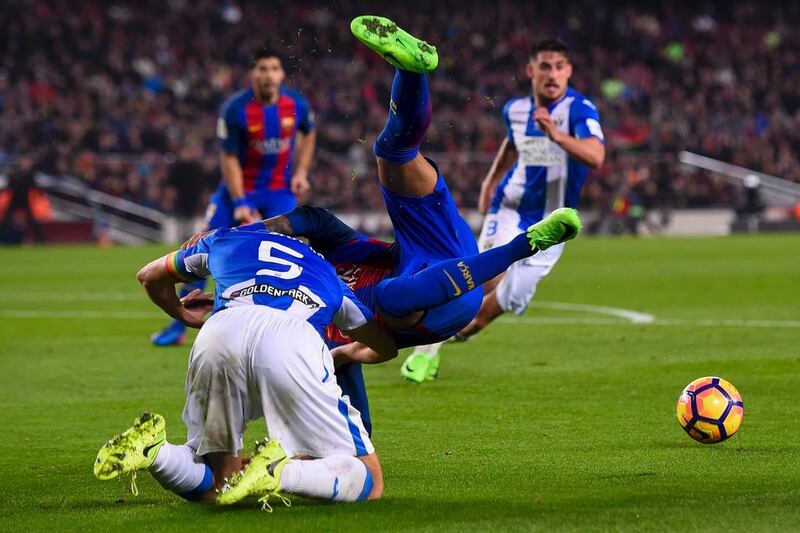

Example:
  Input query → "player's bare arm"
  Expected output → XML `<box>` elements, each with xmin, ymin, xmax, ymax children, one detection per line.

<box><xmin>336</xmin><ymin>322</ymin><xmax>398</xmax><ymax>364</ymax></box>
<box><xmin>534</xmin><ymin>107</ymin><xmax>605</xmax><ymax>168</ymax></box>
<box><xmin>220</xmin><ymin>151</ymin><xmax>261</xmax><ymax>224</ymax></box>
<box><xmin>479</xmin><ymin>137</ymin><xmax>518</xmax><ymax>214</ymax></box>
<box><xmin>291</xmin><ymin>129</ymin><xmax>316</xmax><ymax>196</ymax></box>
<box><xmin>136</xmin><ymin>256</ymin><xmax>210</xmax><ymax>327</ymax></box>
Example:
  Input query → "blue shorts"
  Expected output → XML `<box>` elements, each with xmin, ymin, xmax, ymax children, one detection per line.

<box><xmin>378</xmin><ymin>162</ymin><xmax>483</xmax><ymax>340</ymax></box>
<box><xmin>205</xmin><ymin>185</ymin><xmax>297</xmax><ymax>230</ymax></box>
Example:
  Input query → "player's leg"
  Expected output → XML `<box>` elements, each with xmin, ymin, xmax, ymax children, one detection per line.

<box><xmin>218</xmin><ymin>309</ymin><xmax>380</xmax><ymax>506</ymax></box>
<box><xmin>376</xmin><ymin>208</ymin><xmax>580</xmax><ymax>321</ymax></box>
<box><xmin>352</xmin><ymin>15</ymin><xmax>439</xmax><ymax>197</ymax></box>
<box><xmin>461</xmin><ymin>241</ymin><xmax>567</xmax><ymax>338</ymax></box>
<box><xmin>401</xmin><ymin>210</ymin><xmax>512</xmax><ymax>381</ymax></box>
<box><xmin>150</xmin><ymin>187</ymin><xmax>233</xmax><ymax>346</ymax></box>
<box><xmin>93</xmin><ymin>411</ymin><xmax>217</xmax><ymax>501</ymax></box>
<box><xmin>125</xmin><ymin>309</ymin><xmax>251</xmax><ymax>500</ymax></box>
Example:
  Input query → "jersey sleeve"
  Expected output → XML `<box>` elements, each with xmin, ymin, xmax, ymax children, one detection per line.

<box><xmin>332</xmin><ymin>280</ymin><xmax>373</xmax><ymax>331</ymax></box>
<box><xmin>570</xmin><ymin>98</ymin><xmax>605</xmax><ymax>143</ymax></box>
<box><xmin>164</xmin><ymin>233</ymin><xmax>217</xmax><ymax>282</ymax></box>
<box><xmin>294</xmin><ymin>93</ymin><xmax>316</xmax><ymax>134</ymax></box>
<box><xmin>217</xmin><ymin>99</ymin><xmax>241</xmax><ymax>154</ymax></box>
<box><xmin>502</xmin><ymin>98</ymin><xmax>516</xmax><ymax>147</ymax></box>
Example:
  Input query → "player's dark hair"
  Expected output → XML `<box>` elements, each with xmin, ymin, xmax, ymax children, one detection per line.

<box><xmin>530</xmin><ymin>38</ymin><xmax>570</xmax><ymax>61</ymax></box>
<box><xmin>250</xmin><ymin>46</ymin><xmax>283</xmax><ymax>69</ymax></box>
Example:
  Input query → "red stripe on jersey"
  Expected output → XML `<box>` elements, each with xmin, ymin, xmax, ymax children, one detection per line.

<box><xmin>243</xmin><ymin>101</ymin><xmax>265</xmax><ymax>193</ymax></box>
<box><xmin>269</xmin><ymin>95</ymin><xmax>297</xmax><ymax>191</ymax></box>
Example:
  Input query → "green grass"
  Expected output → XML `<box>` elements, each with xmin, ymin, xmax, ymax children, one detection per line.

<box><xmin>1</xmin><ymin>234</ymin><xmax>799</xmax><ymax>531</ymax></box>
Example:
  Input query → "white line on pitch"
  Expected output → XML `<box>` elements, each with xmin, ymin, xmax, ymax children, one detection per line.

<box><xmin>499</xmin><ymin>316</ymin><xmax>800</xmax><ymax>328</ymax></box>
<box><xmin>528</xmin><ymin>301</ymin><xmax>655</xmax><ymax>323</ymax></box>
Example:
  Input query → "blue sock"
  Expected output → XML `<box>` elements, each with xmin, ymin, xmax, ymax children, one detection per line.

<box><xmin>375</xmin><ymin>233</ymin><xmax>533</xmax><ymax>317</ymax></box>
<box><xmin>373</xmin><ymin>69</ymin><xmax>432</xmax><ymax>164</ymax></box>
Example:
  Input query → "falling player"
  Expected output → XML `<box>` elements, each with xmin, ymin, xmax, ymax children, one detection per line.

<box><xmin>151</xmin><ymin>45</ymin><xmax>317</xmax><ymax>346</ymax></box>
<box><xmin>180</xmin><ymin>17</ymin><xmax>583</xmax><ymax>428</ymax></box>
<box><xmin>402</xmin><ymin>38</ymin><xmax>605</xmax><ymax>383</ymax></box>
<box><xmin>95</xmin><ymin>226</ymin><xmax>393</xmax><ymax>506</ymax></box>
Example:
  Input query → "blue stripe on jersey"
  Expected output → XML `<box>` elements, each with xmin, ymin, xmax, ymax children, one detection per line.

<box><xmin>490</xmin><ymin>166</ymin><xmax>513</xmax><ymax>212</ymax></box>
<box><xmin>337</xmin><ymin>398</ymin><xmax>368</xmax><ymax>456</ymax></box>
<box><xmin>565</xmin><ymin>156</ymin><xmax>588</xmax><ymax>208</ymax></box>
<box><xmin>518</xmin><ymin>169</ymin><xmax>547</xmax><ymax>228</ymax></box>
<box><xmin>257</xmin><ymin>105</ymin><xmax>280</xmax><ymax>190</ymax></box>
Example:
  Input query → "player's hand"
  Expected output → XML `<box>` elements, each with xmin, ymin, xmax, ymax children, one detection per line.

<box><xmin>534</xmin><ymin>108</ymin><xmax>565</xmax><ymax>143</ymax></box>
<box><xmin>179</xmin><ymin>289</ymin><xmax>213</xmax><ymax>328</ymax></box>
<box><xmin>233</xmin><ymin>205</ymin><xmax>261</xmax><ymax>225</ymax></box>
<box><xmin>290</xmin><ymin>170</ymin><xmax>311</xmax><ymax>197</ymax></box>
<box><xmin>330</xmin><ymin>343</ymin><xmax>358</xmax><ymax>367</ymax></box>
<box><xmin>181</xmin><ymin>229</ymin><xmax>215</xmax><ymax>250</ymax></box>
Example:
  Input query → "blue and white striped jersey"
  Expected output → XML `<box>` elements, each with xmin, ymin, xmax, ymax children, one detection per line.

<box><xmin>165</xmin><ymin>228</ymin><xmax>372</xmax><ymax>336</ymax></box>
<box><xmin>491</xmin><ymin>88</ymin><xmax>604</xmax><ymax>228</ymax></box>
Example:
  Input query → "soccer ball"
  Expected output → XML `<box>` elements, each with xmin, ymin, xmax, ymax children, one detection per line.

<box><xmin>676</xmin><ymin>377</ymin><xmax>744</xmax><ymax>444</ymax></box>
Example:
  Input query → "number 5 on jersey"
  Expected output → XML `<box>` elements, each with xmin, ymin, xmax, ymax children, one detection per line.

<box><xmin>257</xmin><ymin>241</ymin><xmax>304</xmax><ymax>279</ymax></box>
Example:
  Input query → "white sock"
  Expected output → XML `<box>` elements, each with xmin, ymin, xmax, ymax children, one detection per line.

<box><xmin>280</xmin><ymin>455</ymin><xmax>372</xmax><ymax>502</ymax></box>
<box><xmin>149</xmin><ymin>442</ymin><xmax>213</xmax><ymax>500</ymax></box>
<box><xmin>410</xmin><ymin>342</ymin><xmax>444</xmax><ymax>358</ymax></box>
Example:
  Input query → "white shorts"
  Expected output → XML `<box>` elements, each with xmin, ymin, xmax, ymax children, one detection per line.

<box><xmin>477</xmin><ymin>207</ymin><xmax>565</xmax><ymax>315</ymax></box>
<box><xmin>182</xmin><ymin>305</ymin><xmax>374</xmax><ymax>458</ymax></box>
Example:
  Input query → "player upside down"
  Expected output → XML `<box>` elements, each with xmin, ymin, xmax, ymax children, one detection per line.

<box><xmin>182</xmin><ymin>16</ymin><xmax>583</xmax><ymax>433</ymax></box>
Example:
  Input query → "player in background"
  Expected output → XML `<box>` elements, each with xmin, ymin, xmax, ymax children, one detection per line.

<box><xmin>95</xmin><ymin>227</ymin><xmax>394</xmax><ymax>507</ymax></box>
<box><xmin>151</xmin><ymin>45</ymin><xmax>317</xmax><ymax>346</ymax></box>
<box><xmin>402</xmin><ymin>39</ymin><xmax>605</xmax><ymax>383</ymax></box>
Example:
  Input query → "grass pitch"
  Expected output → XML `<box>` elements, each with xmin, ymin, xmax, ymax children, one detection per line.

<box><xmin>1</xmin><ymin>234</ymin><xmax>799</xmax><ymax>531</ymax></box>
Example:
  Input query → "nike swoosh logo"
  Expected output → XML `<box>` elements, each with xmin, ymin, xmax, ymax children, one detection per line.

<box><xmin>266</xmin><ymin>455</ymin><xmax>287</xmax><ymax>476</ymax></box>
<box><xmin>142</xmin><ymin>442</ymin><xmax>160</xmax><ymax>458</ymax></box>
<box><xmin>443</xmin><ymin>271</ymin><xmax>462</xmax><ymax>297</ymax></box>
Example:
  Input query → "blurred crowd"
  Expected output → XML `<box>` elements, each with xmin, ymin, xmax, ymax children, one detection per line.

<box><xmin>2</xmin><ymin>0</ymin><xmax>799</xmax><ymax>216</ymax></box>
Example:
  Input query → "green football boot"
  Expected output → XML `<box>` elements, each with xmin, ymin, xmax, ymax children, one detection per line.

<box><xmin>217</xmin><ymin>439</ymin><xmax>290</xmax><ymax>511</ymax></box>
<box><xmin>350</xmin><ymin>15</ymin><xmax>438</xmax><ymax>73</ymax></box>
<box><xmin>527</xmin><ymin>208</ymin><xmax>582</xmax><ymax>252</ymax></box>
<box><xmin>94</xmin><ymin>411</ymin><xmax>166</xmax><ymax>495</ymax></box>
<box><xmin>401</xmin><ymin>352</ymin><xmax>439</xmax><ymax>383</ymax></box>
<box><xmin>426</xmin><ymin>353</ymin><xmax>441</xmax><ymax>381</ymax></box>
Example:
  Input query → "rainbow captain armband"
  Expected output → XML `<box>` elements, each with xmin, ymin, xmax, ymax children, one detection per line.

<box><xmin>164</xmin><ymin>251</ymin><xmax>195</xmax><ymax>282</ymax></box>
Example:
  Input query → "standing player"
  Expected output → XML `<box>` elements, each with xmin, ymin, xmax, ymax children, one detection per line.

<box><xmin>402</xmin><ymin>39</ymin><xmax>605</xmax><ymax>383</ymax></box>
<box><xmin>95</xmin><ymin>226</ymin><xmax>394</xmax><ymax>506</ymax></box>
<box><xmin>151</xmin><ymin>45</ymin><xmax>317</xmax><ymax>346</ymax></box>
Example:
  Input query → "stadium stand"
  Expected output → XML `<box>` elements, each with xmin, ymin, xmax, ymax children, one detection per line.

<box><xmin>1</xmin><ymin>0</ymin><xmax>799</xmax><ymax>217</ymax></box>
